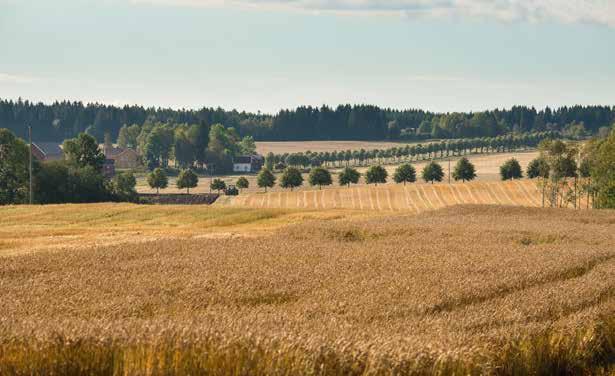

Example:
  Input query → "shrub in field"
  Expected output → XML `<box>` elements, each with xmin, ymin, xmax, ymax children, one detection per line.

<box><xmin>526</xmin><ymin>157</ymin><xmax>550</xmax><ymax>179</ymax></box>
<box><xmin>393</xmin><ymin>164</ymin><xmax>416</xmax><ymax>185</ymax></box>
<box><xmin>338</xmin><ymin>167</ymin><xmax>361</xmax><ymax>187</ymax></box>
<box><xmin>236</xmin><ymin>177</ymin><xmax>249</xmax><ymax>192</ymax></box>
<box><xmin>366</xmin><ymin>166</ymin><xmax>387</xmax><ymax>186</ymax></box>
<box><xmin>422</xmin><ymin>161</ymin><xmax>444</xmax><ymax>184</ymax></box>
<box><xmin>452</xmin><ymin>157</ymin><xmax>476</xmax><ymax>182</ymax></box>
<box><xmin>112</xmin><ymin>171</ymin><xmax>137</xmax><ymax>201</ymax></box>
<box><xmin>147</xmin><ymin>168</ymin><xmax>168</xmax><ymax>194</ymax></box>
<box><xmin>177</xmin><ymin>169</ymin><xmax>199</xmax><ymax>194</ymax></box>
<box><xmin>308</xmin><ymin>167</ymin><xmax>332</xmax><ymax>189</ymax></box>
<box><xmin>210</xmin><ymin>178</ymin><xmax>227</xmax><ymax>193</ymax></box>
<box><xmin>280</xmin><ymin>167</ymin><xmax>303</xmax><ymax>191</ymax></box>
<box><xmin>257</xmin><ymin>168</ymin><xmax>276</xmax><ymax>192</ymax></box>
<box><xmin>500</xmin><ymin>158</ymin><xmax>523</xmax><ymax>180</ymax></box>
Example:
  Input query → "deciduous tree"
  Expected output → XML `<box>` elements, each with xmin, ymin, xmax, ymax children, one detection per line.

<box><xmin>393</xmin><ymin>163</ymin><xmax>416</xmax><ymax>185</ymax></box>
<box><xmin>308</xmin><ymin>167</ymin><xmax>332</xmax><ymax>189</ymax></box>
<box><xmin>422</xmin><ymin>161</ymin><xmax>444</xmax><ymax>184</ymax></box>
<box><xmin>177</xmin><ymin>169</ymin><xmax>199</xmax><ymax>194</ymax></box>
<box><xmin>452</xmin><ymin>157</ymin><xmax>476</xmax><ymax>182</ymax></box>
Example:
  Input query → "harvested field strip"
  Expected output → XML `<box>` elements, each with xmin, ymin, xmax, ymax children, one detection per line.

<box><xmin>219</xmin><ymin>180</ymin><xmax>546</xmax><ymax>212</ymax></box>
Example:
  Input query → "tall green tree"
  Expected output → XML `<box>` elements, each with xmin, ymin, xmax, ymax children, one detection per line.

<box><xmin>117</xmin><ymin>124</ymin><xmax>141</xmax><ymax>149</ymax></box>
<box><xmin>173</xmin><ymin>129</ymin><xmax>195</xmax><ymax>168</ymax></box>
<box><xmin>63</xmin><ymin>133</ymin><xmax>105</xmax><ymax>172</ymax></box>
<box><xmin>452</xmin><ymin>157</ymin><xmax>476</xmax><ymax>182</ymax></box>
<box><xmin>0</xmin><ymin>128</ymin><xmax>31</xmax><ymax>204</ymax></box>
<box><xmin>422</xmin><ymin>161</ymin><xmax>444</xmax><ymax>184</ymax></box>
<box><xmin>587</xmin><ymin>129</ymin><xmax>615</xmax><ymax>208</ymax></box>
<box><xmin>365</xmin><ymin>165</ymin><xmax>387</xmax><ymax>185</ymax></box>
<box><xmin>308</xmin><ymin>167</ymin><xmax>332</xmax><ymax>189</ymax></box>
<box><xmin>280</xmin><ymin>167</ymin><xmax>303</xmax><ymax>191</ymax></box>
<box><xmin>257</xmin><ymin>168</ymin><xmax>276</xmax><ymax>192</ymax></box>
<box><xmin>338</xmin><ymin>167</ymin><xmax>360</xmax><ymax>187</ymax></box>
<box><xmin>238</xmin><ymin>136</ymin><xmax>257</xmax><ymax>155</ymax></box>
<box><xmin>147</xmin><ymin>167</ymin><xmax>168</xmax><ymax>194</ymax></box>
<box><xmin>210</xmin><ymin>178</ymin><xmax>227</xmax><ymax>193</ymax></box>
<box><xmin>500</xmin><ymin>158</ymin><xmax>523</xmax><ymax>180</ymax></box>
<box><xmin>177</xmin><ymin>169</ymin><xmax>199</xmax><ymax>194</ymax></box>
<box><xmin>393</xmin><ymin>164</ymin><xmax>416</xmax><ymax>185</ymax></box>
<box><xmin>186</xmin><ymin>123</ymin><xmax>209</xmax><ymax>168</ymax></box>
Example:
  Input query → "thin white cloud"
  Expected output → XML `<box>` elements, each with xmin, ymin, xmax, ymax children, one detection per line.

<box><xmin>0</xmin><ymin>73</ymin><xmax>38</xmax><ymax>84</ymax></box>
<box><xmin>130</xmin><ymin>0</ymin><xmax>615</xmax><ymax>27</ymax></box>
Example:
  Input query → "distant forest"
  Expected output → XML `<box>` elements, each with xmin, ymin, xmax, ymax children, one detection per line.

<box><xmin>1</xmin><ymin>98</ymin><xmax>613</xmax><ymax>142</ymax></box>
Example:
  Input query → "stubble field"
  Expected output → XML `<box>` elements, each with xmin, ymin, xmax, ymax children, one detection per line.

<box><xmin>1</xmin><ymin>204</ymin><xmax>614</xmax><ymax>374</ymax></box>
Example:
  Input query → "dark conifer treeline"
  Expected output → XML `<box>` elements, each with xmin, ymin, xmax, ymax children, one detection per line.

<box><xmin>0</xmin><ymin>98</ymin><xmax>612</xmax><ymax>142</ymax></box>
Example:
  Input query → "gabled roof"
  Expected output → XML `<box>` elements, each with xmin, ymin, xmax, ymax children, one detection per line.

<box><xmin>32</xmin><ymin>142</ymin><xmax>63</xmax><ymax>157</ymax></box>
<box><xmin>233</xmin><ymin>156</ymin><xmax>253</xmax><ymax>164</ymax></box>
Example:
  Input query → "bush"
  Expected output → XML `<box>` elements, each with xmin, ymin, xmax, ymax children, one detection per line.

<box><xmin>236</xmin><ymin>177</ymin><xmax>249</xmax><ymax>191</ymax></box>
<box><xmin>365</xmin><ymin>166</ymin><xmax>387</xmax><ymax>185</ymax></box>
<box><xmin>210</xmin><ymin>178</ymin><xmax>227</xmax><ymax>193</ymax></box>
<box><xmin>500</xmin><ymin>158</ymin><xmax>523</xmax><ymax>180</ymax></box>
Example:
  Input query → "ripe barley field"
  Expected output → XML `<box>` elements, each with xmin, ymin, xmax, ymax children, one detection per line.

<box><xmin>1</xmin><ymin>205</ymin><xmax>615</xmax><ymax>374</ymax></box>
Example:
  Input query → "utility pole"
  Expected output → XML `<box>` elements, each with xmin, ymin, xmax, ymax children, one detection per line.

<box><xmin>448</xmin><ymin>158</ymin><xmax>451</xmax><ymax>184</ymax></box>
<box><xmin>28</xmin><ymin>125</ymin><xmax>33</xmax><ymax>204</ymax></box>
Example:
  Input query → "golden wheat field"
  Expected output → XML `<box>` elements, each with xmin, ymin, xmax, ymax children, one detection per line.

<box><xmin>1</xmin><ymin>203</ymin><xmax>615</xmax><ymax>375</ymax></box>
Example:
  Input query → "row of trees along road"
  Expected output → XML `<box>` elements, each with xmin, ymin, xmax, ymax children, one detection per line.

<box><xmin>2</xmin><ymin>98</ymin><xmax>613</xmax><ymax>142</ymax></box>
<box><xmin>252</xmin><ymin>158</ymin><xmax>477</xmax><ymax>192</ymax></box>
<box><xmin>264</xmin><ymin>132</ymin><xmax>557</xmax><ymax>171</ymax></box>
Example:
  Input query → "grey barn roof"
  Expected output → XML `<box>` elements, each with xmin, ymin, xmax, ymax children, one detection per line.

<box><xmin>33</xmin><ymin>142</ymin><xmax>63</xmax><ymax>157</ymax></box>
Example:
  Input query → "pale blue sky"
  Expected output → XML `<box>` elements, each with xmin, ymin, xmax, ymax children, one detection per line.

<box><xmin>1</xmin><ymin>0</ymin><xmax>614</xmax><ymax>113</ymax></box>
